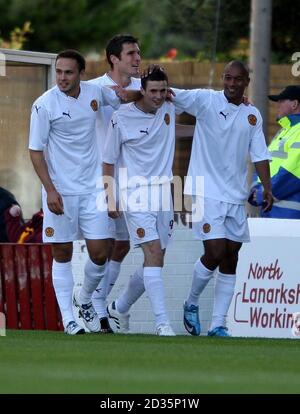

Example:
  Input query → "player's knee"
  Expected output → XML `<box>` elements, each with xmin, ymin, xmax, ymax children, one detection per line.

<box><xmin>228</xmin><ymin>253</ymin><xmax>239</xmax><ymax>271</ymax></box>
<box><xmin>219</xmin><ymin>253</ymin><xmax>239</xmax><ymax>274</ymax></box>
<box><xmin>89</xmin><ymin>251</ymin><xmax>108</xmax><ymax>266</ymax></box>
<box><xmin>52</xmin><ymin>244</ymin><xmax>73</xmax><ymax>262</ymax></box>
<box><xmin>112</xmin><ymin>240</ymin><xmax>130</xmax><ymax>261</ymax></box>
<box><xmin>205</xmin><ymin>248</ymin><xmax>226</xmax><ymax>266</ymax></box>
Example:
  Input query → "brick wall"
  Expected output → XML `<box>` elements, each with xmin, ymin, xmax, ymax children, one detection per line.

<box><xmin>71</xmin><ymin>217</ymin><xmax>215</xmax><ymax>335</ymax></box>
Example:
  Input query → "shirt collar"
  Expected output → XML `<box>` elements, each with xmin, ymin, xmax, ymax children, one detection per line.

<box><xmin>221</xmin><ymin>90</ymin><xmax>244</xmax><ymax>110</ymax></box>
<box><xmin>278</xmin><ymin>114</ymin><xmax>300</xmax><ymax>128</ymax></box>
<box><xmin>55</xmin><ymin>82</ymin><xmax>82</xmax><ymax>100</ymax></box>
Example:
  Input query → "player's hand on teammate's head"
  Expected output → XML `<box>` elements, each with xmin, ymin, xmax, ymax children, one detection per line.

<box><xmin>166</xmin><ymin>88</ymin><xmax>175</xmax><ymax>102</ymax></box>
<box><xmin>140</xmin><ymin>64</ymin><xmax>165</xmax><ymax>78</ymax></box>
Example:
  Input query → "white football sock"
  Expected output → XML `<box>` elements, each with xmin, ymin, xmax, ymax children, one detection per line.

<box><xmin>92</xmin><ymin>266</ymin><xmax>110</xmax><ymax>318</ymax></box>
<box><xmin>186</xmin><ymin>259</ymin><xmax>214</xmax><ymax>306</ymax></box>
<box><xmin>209</xmin><ymin>271</ymin><xmax>236</xmax><ymax>331</ymax></box>
<box><xmin>106</xmin><ymin>260</ymin><xmax>121</xmax><ymax>295</ymax></box>
<box><xmin>116</xmin><ymin>266</ymin><xmax>145</xmax><ymax>314</ymax></box>
<box><xmin>143</xmin><ymin>266</ymin><xmax>169</xmax><ymax>327</ymax></box>
<box><xmin>79</xmin><ymin>258</ymin><xmax>107</xmax><ymax>304</ymax></box>
<box><xmin>92</xmin><ymin>260</ymin><xmax>121</xmax><ymax>318</ymax></box>
<box><xmin>52</xmin><ymin>260</ymin><xmax>74</xmax><ymax>328</ymax></box>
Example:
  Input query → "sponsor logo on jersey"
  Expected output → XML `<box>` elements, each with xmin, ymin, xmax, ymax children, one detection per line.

<box><xmin>90</xmin><ymin>99</ymin><xmax>98</xmax><ymax>111</ymax></box>
<box><xmin>202</xmin><ymin>223</ymin><xmax>211</xmax><ymax>233</ymax></box>
<box><xmin>62</xmin><ymin>111</ymin><xmax>71</xmax><ymax>118</ymax></box>
<box><xmin>45</xmin><ymin>227</ymin><xmax>54</xmax><ymax>237</ymax></box>
<box><xmin>219</xmin><ymin>111</ymin><xmax>229</xmax><ymax>120</ymax></box>
<box><xmin>136</xmin><ymin>227</ymin><xmax>145</xmax><ymax>238</ymax></box>
<box><xmin>164</xmin><ymin>113</ymin><xmax>170</xmax><ymax>125</ymax></box>
<box><xmin>248</xmin><ymin>114</ymin><xmax>257</xmax><ymax>126</ymax></box>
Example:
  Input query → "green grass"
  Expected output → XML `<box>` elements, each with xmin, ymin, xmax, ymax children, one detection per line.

<box><xmin>0</xmin><ymin>330</ymin><xmax>299</xmax><ymax>393</ymax></box>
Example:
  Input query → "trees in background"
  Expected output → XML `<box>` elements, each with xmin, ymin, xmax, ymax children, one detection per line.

<box><xmin>0</xmin><ymin>0</ymin><xmax>299</xmax><ymax>63</ymax></box>
<box><xmin>132</xmin><ymin>0</ymin><xmax>250</xmax><ymax>60</ymax></box>
<box><xmin>0</xmin><ymin>0</ymin><xmax>141</xmax><ymax>54</ymax></box>
<box><xmin>0</xmin><ymin>22</ymin><xmax>32</xmax><ymax>49</ymax></box>
<box><xmin>271</xmin><ymin>0</ymin><xmax>300</xmax><ymax>62</ymax></box>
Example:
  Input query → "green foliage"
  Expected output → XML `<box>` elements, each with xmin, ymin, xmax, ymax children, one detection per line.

<box><xmin>0</xmin><ymin>0</ymin><xmax>299</xmax><ymax>62</ymax></box>
<box><xmin>272</xmin><ymin>0</ymin><xmax>300</xmax><ymax>62</ymax></box>
<box><xmin>131</xmin><ymin>0</ymin><xmax>299</xmax><ymax>63</ymax></box>
<box><xmin>0</xmin><ymin>21</ymin><xmax>32</xmax><ymax>49</ymax></box>
<box><xmin>131</xmin><ymin>0</ymin><xmax>250</xmax><ymax>60</ymax></box>
<box><xmin>0</xmin><ymin>0</ymin><xmax>142</xmax><ymax>53</ymax></box>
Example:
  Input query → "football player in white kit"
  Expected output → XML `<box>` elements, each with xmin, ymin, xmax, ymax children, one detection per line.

<box><xmin>88</xmin><ymin>34</ymin><xmax>142</xmax><ymax>333</ymax></box>
<box><xmin>173</xmin><ymin>61</ymin><xmax>274</xmax><ymax>337</ymax></box>
<box><xmin>29</xmin><ymin>50</ymin><xmax>120</xmax><ymax>335</ymax></box>
<box><xmin>103</xmin><ymin>68</ymin><xmax>177</xmax><ymax>336</ymax></box>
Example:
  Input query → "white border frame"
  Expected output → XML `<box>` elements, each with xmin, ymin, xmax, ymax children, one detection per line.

<box><xmin>0</xmin><ymin>48</ymin><xmax>57</xmax><ymax>87</ymax></box>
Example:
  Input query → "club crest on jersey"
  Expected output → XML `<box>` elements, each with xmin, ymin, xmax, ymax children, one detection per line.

<box><xmin>164</xmin><ymin>113</ymin><xmax>170</xmax><ymax>125</ymax></box>
<box><xmin>248</xmin><ymin>114</ymin><xmax>257</xmax><ymax>126</ymax></box>
<box><xmin>90</xmin><ymin>99</ymin><xmax>98</xmax><ymax>111</ymax></box>
<box><xmin>136</xmin><ymin>228</ymin><xmax>145</xmax><ymax>238</ymax></box>
<box><xmin>203</xmin><ymin>223</ymin><xmax>211</xmax><ymax>233</ymax></box>
<box><xmin>45</xmin><ymin>227</ymin><xmax>54</xmax><ymax>237</ymax></box>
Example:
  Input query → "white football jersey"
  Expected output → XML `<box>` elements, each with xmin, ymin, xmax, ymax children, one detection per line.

<box><xmin>89</xmin><ymin>73</ymin><xmax>141</xmax><ymax>163</ymax></box>
<box><xmin>29</xmin><ymin>81</ymin><xmax>119</xmax><ymax>195</ymax></box>
<box><xmin>103</xmin><ymin>101</ymin><xmax>176</xmax><ymax>189</ymax></box>
<box><xmin>173</xmin><ymin>88</ymin><xmax>271</xmax><ymax>204</ymax></box>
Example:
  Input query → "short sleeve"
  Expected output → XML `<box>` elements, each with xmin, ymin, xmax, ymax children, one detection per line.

<box><xmin>28</xmin><ymin>103</ymin><xmax>50</xmax><ymax>151</ymax></box>
<box><xmin>172</xmin><ymin>87</ymin><xmax>211</xmax><ymax>118</ymax></box>
<box><xmin>249</xmin><ymin>111</ymin><xmax>272</xmax><ymax>163</ymax></box>
<box><xmin>102</xmin><ymin>112</ymin><xmax>122</xmax><ymax>164</ymax></box>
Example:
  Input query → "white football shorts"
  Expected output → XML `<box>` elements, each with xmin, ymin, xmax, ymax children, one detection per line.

<box><xmin>42</xmin><ymin>189</ymin><xmax>110</xmax><ymax>242</ymax></box>
<box><xmin>121</xmin><ymin>189</ymin><xmax>174</xmax><ymax>248</ymax></box>
<box><xmin>108</xmin><ymin>213</ymin><xmax>129</xmax><ymax>241</ymax></box>
<box><xmin>192</xmin><ymin>196</ymin><xmax>250</xmax><ymax>243</ymax></box>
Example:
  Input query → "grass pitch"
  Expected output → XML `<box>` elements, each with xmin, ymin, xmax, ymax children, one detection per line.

<box><xmin>0</xmin><ymin>330</ymin><xmax>299</xmax><ymax>394</ymax></box>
